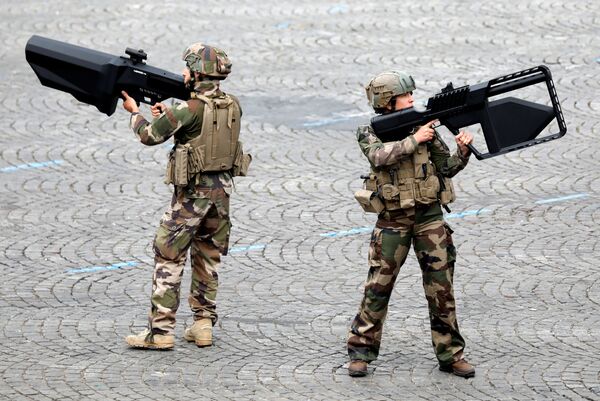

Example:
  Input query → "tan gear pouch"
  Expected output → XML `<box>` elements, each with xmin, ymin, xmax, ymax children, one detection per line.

<box><xmin>232</xmin><ymin>141</ymin><xmax>252</xmax><ymax>177</ymax></box>
<box><xmin>174</xmin><ymin>145</ymin><xmax>190</xmax><ymax>186</ymax></box>
<box><xmin>364</xmin><ymin>175</ymin><xmax>377</xmax><ymax>192</ymax></box>
<box><xmin>380</xmin><ymin>183</ymin><xmax>405</xmax><ymax>210</ymax></box>
<box><xmin>164</xmin><ymin>158</ymin><xmax>174</xmax><ymax>185</ymax></box>
<box><xmin>415</xmin><ymin>175</ymin><xmax>440</xmax><ymax>205</ymax></box>
<box><xmin>382</xmin><ymin>182</ymin><xmax>416</xmax><ymax>209</ymax></box>
<box><xmin>397</xmin><ymin>182</ymin><xmax>415</xmax><ymax>209</ymax></box>
<box><xmin>354</xmin><ymin>189</ymin><xmax>384</xmax><ymax>214</ymax></box>
<box><xmin>439</xmin><ymin>177</ymin><xmax>456</xmax><ymax>205</ymax></box>
<box><xmin>187</xmin><ymin>145</ymin><xmax>205</xmax><ymax>175</ymax></box>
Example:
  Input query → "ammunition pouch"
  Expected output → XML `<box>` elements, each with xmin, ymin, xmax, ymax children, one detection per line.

<box><xmin>371</xmin><ymin>176</ymin><xmax>452</xmax><ymax>210</ymax></box>
<box><xmin>415</xmin><ymin>175</ymin><xmax>440</xmax><ymax>205</ymax></box>
<box><xmin>232</xmin><ymin>141</ymin><xmax>252</xmax><ymax>177</ymax></box>
<box><xmin>165</xmin><ymin>144</ymin><xmax>192</xmax><ymax>186</ymax></box>
<box><xmin>439</xmin><ymin>176</ymin><xmax>456</xmax><ymax>205</ymax></box>
<box><xmin>174</xmin><ymin>144</ymin><xmax>191</xmax><ymax>185</ymax></box>
<box><xmin>165</xmin><ymin>140</ymin><xmax>252</xmax><ymax>185</ymax></box>
<box><xmin>379</xmin><ymin>183</ymin><xmax>407</xmax><ymax>210</ymax></box>
<box><xmin>379</xmin><ymin>178</ymin><xmax>440</xmax><ymax>210</ymax></box>
<box><xmin>165</xmin><ymin>149</ymin><xmax>174</xmax><ymax>185</ymax></box>
<box><xmin>354</xmin><ymin>189</ymin><xmax>385</xmax><ymax>214</ymax></box>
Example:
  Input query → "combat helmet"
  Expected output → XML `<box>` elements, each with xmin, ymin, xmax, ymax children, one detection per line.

<box><xmin>182</xmin><ymin>43</ymin><xmax>232</xmax><ymax>80</ymax></box>
<box><xmin>365</xmin><ymin>71</ymin><xmax>416</xmax><ymax>112</ymax></box>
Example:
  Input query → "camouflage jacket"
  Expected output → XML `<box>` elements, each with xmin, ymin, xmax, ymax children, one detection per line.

<box><xmin>129</xmin><ymin>81</ymin><xmax>242</xmax><ymax>192</ymax></box>
<box><xmin>356</xmin><ymin>124</ymin><xmax>470</xmax><ymax>178</ymax></box>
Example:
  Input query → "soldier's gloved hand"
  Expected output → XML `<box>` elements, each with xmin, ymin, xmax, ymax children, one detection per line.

<box><xmin>151</xmin><ymin>102</ymin><xmax>166</xmax><ymax>118</ymax></box>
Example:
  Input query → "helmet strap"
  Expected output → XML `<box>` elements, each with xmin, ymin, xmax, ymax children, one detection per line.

<box><xmin>387</xmin><ymin>96</ymin><xmax>398</xmax><ymax>112</ymax></box>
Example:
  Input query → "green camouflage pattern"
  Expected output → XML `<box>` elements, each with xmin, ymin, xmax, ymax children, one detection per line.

<box><xmin>191</xmin><ymin>80</ymin><xmax>221</xmax><ymax>97</ymax></box>
<box><xmin>428</xmin><ymin>131</ymin><xmax>470</xmax><ymax>177</ymax></box>
<box><xmin>357</xmin><ymin>125</ymin><xmax>469</xmax><ymax>175</ymax></box>
<box><xmin>182</xmin><ymin>43</ymin><xmax>232</xmax><ymax>79</ymax></box>
<box><xmin>149</xmin><ymin>185</ymin><xmax>231</xmax><ymax>336</ymax></box>
<box><xmin>347</xmin><ymin>215</ymin><xmax>465</xmax><ymax>365</ymax></box>
<box><xmin>356</xmin><ymin>125</ymin><xmax>418</xmax><ymax>167</ymax></box>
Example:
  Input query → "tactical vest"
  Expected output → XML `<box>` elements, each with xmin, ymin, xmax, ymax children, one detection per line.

<box><xmin>354</xmin><ymin>143</ymin><xmax>456</xmax><ymax>214</ymax></box>
<box><xmin>165</xmin><ymin>94</ymin><xmax>251</xmax><ymax>186</ymax></box>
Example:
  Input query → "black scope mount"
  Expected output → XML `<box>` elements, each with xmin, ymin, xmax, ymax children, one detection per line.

<box><xmin>125</xmin><ymin>48</ymin><xmax>147</xmax><ymax>64</ymax></box>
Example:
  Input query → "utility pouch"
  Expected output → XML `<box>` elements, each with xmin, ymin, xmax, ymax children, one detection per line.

<box><xmin>380</xmin><ymin>183</ymin><xmax>404</xmax><ymax>211</ymax></box>
<box><xmin>174</xmin><ymin>145</ymin><xmax>190</xmax><ymax>186</ymax></box>
<box><xmin>415</xmin><ymin>175</ymin><xmax>440</xmax><ymax>205</ymax></box>
<box><xmin>396</xmin><ymin>182</ymin><xmax>415</xmax><ymax>209</ymax></box>
<box><xmin>354</xmin><ymin>189</ymin><xmax>384</xmax><ymax>214</ymax></box>
<box><xmin>187</xmin><ymin>145</ymin><xmax>205</xmax><ymax>175</ymax></box>
<box><xmin>439</xmin><ymin>176</ymin><xmax>456</xmax><ymax>205</ymax></box>
<box><xmin>364</xmin><ymin>174</ymin><xmax>378</xmax><ymax>192</ymax></box>
<box><xmin>232</xmin><ymin>141</ymin><xmax>252</xmax><ymax>177</ymax></box>
<box><xmin>165</xmin><ymin>157</ymin><xmax>174</xmax><ymax>185</ymax></box>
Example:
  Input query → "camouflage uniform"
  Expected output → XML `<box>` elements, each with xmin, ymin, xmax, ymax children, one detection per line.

<box><xmin>130</xmin><ymin>80</ymin><xmax>239</xmax><ymax>337</ymax></box>
<box><xmin>347</xmin><ymin>124</ymin><xmax>470</xmax><ymax>366</ymax></box>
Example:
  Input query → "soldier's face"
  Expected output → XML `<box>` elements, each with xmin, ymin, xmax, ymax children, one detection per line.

<box><xmin>393</xmin><ymin>92</ymin><xmax>414</xmax><ymax>111</ymax></box>
<box><xmin>182</xmin><ymin>68</ymin><xmax>191</xmax><ymax>84</ymax></box>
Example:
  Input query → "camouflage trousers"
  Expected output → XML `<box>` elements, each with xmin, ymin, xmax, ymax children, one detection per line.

<box><xmin>148</xmin><ymin>187</ymin><xmax>230</xmax><ymax>336</ymax></box>
<box><xmin>347</xmin><ymin>213</ymin><xmax>465</xmax><ymax>365</ymax></box>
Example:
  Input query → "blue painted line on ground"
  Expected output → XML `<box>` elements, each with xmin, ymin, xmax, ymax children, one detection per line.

<box><xmin>64</xmin><ymin>194</ymin><xmax>585</xmax><ymax>272</ymax></box>
<box><xmin>320</xmin><ymin>227</ymin><xmax>371</xmax><ymax>238</ymax></box>
<box><xmin>275</xmin><ymin>21</ymin><xmax>291</xmax><ymax>29</ymax></box>
<box><xmin>328</xmin><ymin>4</ymin><xmax>348</xmax><ymax>14</ymax></box>
<box><xmin>446</xmin><ymin>208</ymin><xmax>490</xmax><ymax>219</ymax></box>
<box><xmin>535</xmin><ymin>193</ymin><xmax>588</xmax><ymax>204</ymax></box>
<box><xmin>229</xmin><ymin>244</ymin><xmax>266</xmax><ymax>253</ymax></box>
<box><xmin>1</xmin><ymin>160</ymin><xmax>64</xmax><ymax>172</ymax></box>
<box><xmin>320</xmin><ymin>193</ymin><xmax>588</xmax><ymax>239</ymax></box>
<box><xmin>66</xmin><ymin>261</ymin><xmax>138</xmax><ymax>274</ymax></box>
<box><xmin>66</xmin><ymin>246</ymin><xmax>265</xmax><ymax>275</ymax></box>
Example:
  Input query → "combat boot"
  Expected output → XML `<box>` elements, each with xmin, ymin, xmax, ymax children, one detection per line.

<box><xmin>439</xmin><ymin>359</ymin><xmax>475</xmax><ymax>378</ymax></box>
<box><xmin>125</xmin><ymin>329</ymin><xmax>174</xmax><ymax>350</ymax></box>
<box><xmin>183</xmin><ymin>318</ymin><xmax>213</xmax><ymax>347</ymax></box>
<box><xmin>348</xmin><ymin>360</ymin><xmax>368</xmax><ymax>377</ymax></box>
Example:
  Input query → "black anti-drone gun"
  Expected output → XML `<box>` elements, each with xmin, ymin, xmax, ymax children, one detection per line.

<box><xmin>371</xmin><ymin>66</ymin><xmax>567</xmax><ymax>160</ymax></box>
<box><xmin>25</xmin><ymin>35</ymin><xmax>188</xmax><ymax>116</ymax></box>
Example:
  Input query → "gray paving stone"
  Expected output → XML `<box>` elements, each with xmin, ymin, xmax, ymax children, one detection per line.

<box><xmin>0</xmin><ymin>0</ymin><xmax>599</xmax><ymax>400</ymax></box>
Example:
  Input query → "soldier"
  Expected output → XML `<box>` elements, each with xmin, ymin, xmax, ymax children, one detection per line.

<box><xmin>347</xmin><ymin>71</ymin><xmax>475</xmax><ymax>378</ymax></box>
<box><xmin>122</xmin><ymin>43</ymin><xmax>251</xmax><ymax>350</ymax></box>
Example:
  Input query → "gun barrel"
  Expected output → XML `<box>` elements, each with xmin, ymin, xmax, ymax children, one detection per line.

<box><xmin>488</xmin><ymin>71</ymin><xmax>546</xmax><ymax>97</ymax></box>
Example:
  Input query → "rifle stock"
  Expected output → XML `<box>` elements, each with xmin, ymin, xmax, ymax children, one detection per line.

<box><xmin>371</xmin><ymin>66</ymin><xmax>567</xmax><ymax>160</ymax></box>
<box><xmin>25</xmin><ymin>35</ymin><xmax>188</xmax><ymax>116</ymax></box>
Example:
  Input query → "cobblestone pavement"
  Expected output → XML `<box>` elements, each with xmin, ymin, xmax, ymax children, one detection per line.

<box><xmin>1</xmin><ymin>1</ymin><xmax>599</xmax><ymax>400</ymax></box>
